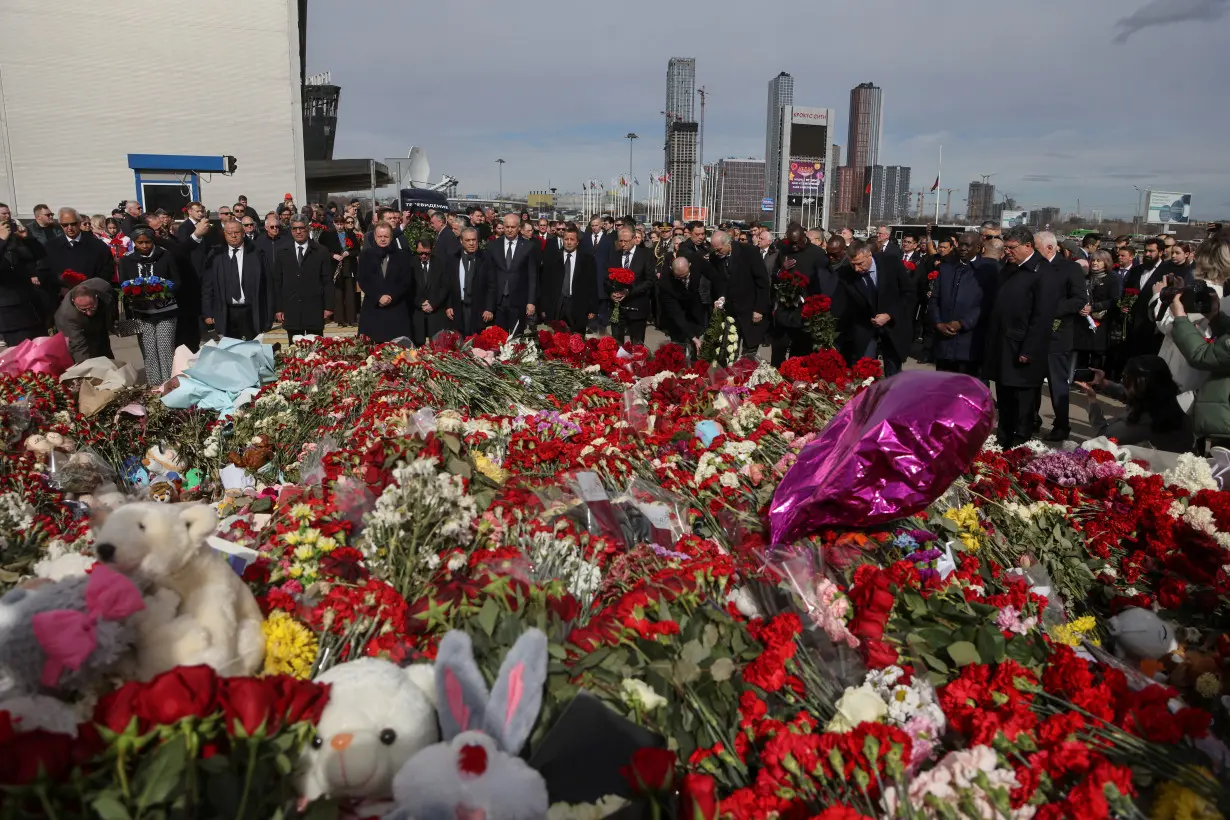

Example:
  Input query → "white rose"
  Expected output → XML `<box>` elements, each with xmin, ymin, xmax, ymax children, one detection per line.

<box><xmin>621</xmin><ymin>678</ymin><xmax>667</xmax><ymax>712</ymax></box>
<box><xmin>825</xmin><ymin>684</ymin><xmax>888</xmax><ymax>733</ymax></box>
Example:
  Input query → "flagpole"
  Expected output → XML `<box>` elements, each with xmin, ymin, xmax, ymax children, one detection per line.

<box><xmin>933</xmin><ymin>144</ymin><xmax>943</xmax><ymax>223</ymax></box>
<box><xmin>866</xmin><ymin>170</ymin><xmax>874</xmax><ymax>235</ymax></box>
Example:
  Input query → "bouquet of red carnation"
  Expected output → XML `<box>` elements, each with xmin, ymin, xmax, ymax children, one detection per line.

<box><xmin>606</xmin><ymin>267</ymin><xmax>636</xmax><ymax>324</ymax></box>
<box><xmin>902</xmin><ymin>260</ymin><xmax>917</xmax><ymax>273</ymax></box>
<box><xmin>1112</xmin><ymin>287</ymin><xmax>1140</xmax><ymax>343</ymax></box>
<box><xmin>60</xmin><ymin>269</ymin><xmax>86</xmax><ymax>287</ymax></box>
<box><xmin>344</xmin><ymin>236</ymin><xmax>355</xmax><ymax>250</ymax></box>
<box><xmin>801</xmin><ymin>293</ymin><xmax>838</xmax><ymax>350</ymax></box>
<box><xmin>120</xmin><ymin>274</ymin><xmax>176</xmax><ymax>314</ymax></box>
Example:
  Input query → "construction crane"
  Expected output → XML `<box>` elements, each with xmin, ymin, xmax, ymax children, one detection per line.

<box><xmin>908</xmin><ymin>191</ymin><xmax>928</xmax><ymax>219</ymax></box>
<box><xmin>979</xmin><ymin>173</ymin><xmax>997</xmax><ymax>186</ymax></box>
<box><xmin>939</xmin><ymin>188</ymin><xmax>957</xmax><ymax>221</ymax></box>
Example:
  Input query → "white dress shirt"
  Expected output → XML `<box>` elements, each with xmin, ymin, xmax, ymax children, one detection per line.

<box><xmin>295</xmin><ymin>242</ymin><xmax>309</xmax><ymax>262</ymax></box>
<box><xmin>229</xmin><ymin>245</ymin><xmax>246</xmax><ymax>304</ymax></box>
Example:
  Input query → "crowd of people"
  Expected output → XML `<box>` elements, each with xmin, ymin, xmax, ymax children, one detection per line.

<box><xmin>3</xmin><ymin>193</ymin><xmax>1230</xmax><ymax>454</ymax></box>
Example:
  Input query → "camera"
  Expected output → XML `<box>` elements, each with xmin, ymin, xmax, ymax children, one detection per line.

<box><xmin>1160</xmin><ymin>277</ymin><xmax>1218</xmax><ymax>316</ymax></box>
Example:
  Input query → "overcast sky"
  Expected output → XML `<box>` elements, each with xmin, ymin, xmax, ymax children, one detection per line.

<box><xmin>308</xmin><ymin>0</ymin><xmax>1230</xmax><ymax>219</ymax></box>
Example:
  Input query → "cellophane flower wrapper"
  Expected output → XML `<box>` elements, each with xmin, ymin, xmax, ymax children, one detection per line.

<box><xmin>533</xmin><ymin>472</ymin><xmax>629</xmax><ymax>551</ymax></box>
<box><xmin>298</xmin><ymin>434</ymin><xmax>339</xmax><ymax>486</ymax></box>
<box><xmin>768</xmin><ymin>371</ymin><xmax>995</xmax><ymax>547</ymax></box>
<box><xmin>621</xmin><ymin>388</ymin><xmax>652</xmax><ymax>436</ymax></box>
<box><xmin>46</xmin><ymin>447</ymin><xmax>118</xmax><ymax>494</ymax></box>
<box><xmin>0</xmin><ymin>333</ymin><xmax>74</xmax><ymax>378</ymax></box>
<box><xmin>620</xmin><ymin>477</ymin><xmax>688</xmax><ymax>548</ymax></box>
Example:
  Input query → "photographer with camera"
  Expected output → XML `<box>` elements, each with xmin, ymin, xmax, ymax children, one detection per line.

<box><xmin>1074</xmin><ymin>357</ymin><xmax>1192</xmax><ymax>452</ymax></box>
<box><xmin>1162</xmin><ymin>231</ymin><xmax>1230</xmax><ymax>448</ymax></box>
<box><xmin>1149</xmin><ymin>231</ymin><xmax>1230</xmax><ymax>412</ymax></box>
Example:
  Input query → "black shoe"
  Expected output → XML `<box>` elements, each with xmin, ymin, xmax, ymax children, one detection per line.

<box><xmin>1043</xmin><ymin>428</ymin><xmax>1069</xmax><ymax>443</ymax></box>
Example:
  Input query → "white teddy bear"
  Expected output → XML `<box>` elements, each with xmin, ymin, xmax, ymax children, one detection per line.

<box><xmin>92</xmin><ymin>502</ymin><xmax>265</xmax><ymax>680</ymax></box>
<box><xmin>298</xmin><ymin>658</ymin><xmax>438</xmax><ymax>817</ymax></box>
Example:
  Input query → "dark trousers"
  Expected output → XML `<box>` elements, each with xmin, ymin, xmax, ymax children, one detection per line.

<box><xmin>860</xmin><ymin>338</ymin><xmax>902</xmax><ymax>377</ymax></box>
<box><xmin>283</xmin><ymin>326</ymin><xmax>323</xmax><ymax>340</ymax></box>
<box><xmin>611</xmin><ymin>319</ymin><xmax>647</xmax><ymax>346</ymax></box>
<box><xmin>2</xmin><ymin>327</ymin><xmax>42</xmax><ymax>348</ymax></box>
<box><xmin>495</xmin><ymin>303</ymin><xmax>529</xmax><ymax>335</ymax></box>
<box><xmin>333</xmin><ymin>278</ymin><xmax>358</xmax><ymax>325</ymax></box>
<box><xmin>737</xmin><ymin>317</ymin><xmax>768</xmax><ymax>354</ymax></box>
<box><xmin>771</xmin><ymin>328</ymin><xmax>813</xmax><ymax>367</ymax></box>
<box><xmin>995</xmin><ymin>384</ymin><xmax>1039</xmax><ymax>448</ymax></box>
<box><xmin>1035</xmin><ymin>351</ymin><xmax>1074</xmax><ymax>432</ymax></box>
<box><xmin>935</xmin><ymin>359</ymin><xmax>981</xmax><ymax>376</ymax></box>
<box><xmin>225</xmin><ymin>305</ymin><xmax>257</xmax><ymax>341</ymax></box>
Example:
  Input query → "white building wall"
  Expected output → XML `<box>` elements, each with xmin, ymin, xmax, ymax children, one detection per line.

<box><xmin>0</xmin><ymin>0</ymin><xmax>305</xmax><ymax>218</ymax></box>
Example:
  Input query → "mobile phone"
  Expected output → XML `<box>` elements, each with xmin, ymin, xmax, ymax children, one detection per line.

<box><xmin>1073</xmin><ymin>368</ymin><xmax>1095</xmax><ymax>383</ymax></box>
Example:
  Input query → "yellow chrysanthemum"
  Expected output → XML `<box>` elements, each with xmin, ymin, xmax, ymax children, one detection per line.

<box><xmin>262</xmin><ymin>611</ymin><xmax>318</xmax><ymax>679</ymax></box>
<box><xmin>294</xmin><ymin>545</ymin><xmax>316</xmax><ymax>561</ymax></box>
<box><xmin>944</xmin><ymin>504</ymin><xmax>985</xmax><ymax>551</ymax></box>
<box><xmin>301</xmin><ymin>528</ymin><xmax>321</xmax><ymax>545</ymax></box>
<box><xmin>1151</xmin><ymin>775</ymin><xmax>1223</xmax><ymax>820</ymax></box>
<box><xmin>288</xmin><ymin>565</ymin><xmax>303</xmax><ymax>578</ymax></box>
<box><xmin>317</xmin><ymin>536</ymin><xmax>338</xmax><ymax>553</ymax></box>
<box><xmin>290</xmin><ymin>503</ymin><xmax>314</xmax><ymax>522</ymax></box>
<box><xmin>1195</xmin><ymin>673</ymin><xmax>1222</xmax><ymax>698</ymax></box>
<box><xmin>1049</xmin><ymin>616</ymin><xmax>1100</xmax><ymax>648</ymax></box>
<box><xmin>284</xmin><ymin>531</ymin><xmax>302</xmax><ymax>547</ymax></box>
<box><xmin>473</xmin><ymin>453</ymin><xmax>510</xmax><ymax>485</ymax></box>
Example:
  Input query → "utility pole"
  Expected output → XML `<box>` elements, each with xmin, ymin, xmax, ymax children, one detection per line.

<box><xmin>626</xmin><ymin>132</ymin><xmax>638</xmax><ymax>220</ymax></box>
<box><xmin>495</xmin><ymin>158</ymin><xmax>505</xmax><ymax>204</ymax></box>
<box><xmin>695</xmin><ymin>86</ymin><xmax>706</xmax><ymax>210</ymax></box>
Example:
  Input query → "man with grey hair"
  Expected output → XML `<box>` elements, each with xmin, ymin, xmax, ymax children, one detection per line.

<box><xmin>486</xmin><ymin>213</ymin><xmax>537</xmax><ymax>333</ymax></box>
<box><xmin>609</xmin><ymin>226</ymin><xmax>652</xmax><ymax>345</ymax></box>
<box><xmin>55</xmin><ymin>279</ymin><xmax>114</xmax><ymax>362</ymax></box>
<box><xmin>45</xmin><ymin>206</ymin><xmax>113</xmax><ymax>287</ymax></box>
<box><xmin>658</xmin><ymin>255</ymin><xmax>707</xmax><ymax>355</ymax></box>
<box><xmin>1033</xmin><ymin>230</ymin><xmax>1087</xmax><ymax>441</ymax></box>
<box><xmin>710</xmin><ymin>230</ymin><xmax>770</xmax><ymax>352</ymax></box>
<box><xmin>272</xmin><ymin>214</ymin><xmax>333</xmax><ymax>339</ymax></box>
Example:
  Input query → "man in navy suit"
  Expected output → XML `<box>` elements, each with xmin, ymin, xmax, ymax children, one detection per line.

<box><xmin>928</xmin><ymin>232</ymin><xmax>995</xmax><ymax>376</ymax></box>
<box><xmin>202</xmin><ymin>220</ymin><xmax>270</xmax><ymax>341</ymax></box>
<box><xmin>484</xmin><ymin>214</ymin><xmax>539</xmax><ymax>334</ymax></box>
<box><xmin>837</xmin><ymin>241</ymin><xmax>912</xmax><ymax>376</ymax></box>
<box><xmin>581</xmin><ymin>215</ymin><xmax>615</xmax><ymax>328</ymax></box>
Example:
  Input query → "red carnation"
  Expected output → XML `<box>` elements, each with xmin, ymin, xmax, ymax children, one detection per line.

<box><xmin>344</xmin><ymin>237</ymin><xmax>354</xmax><ymax>249</ymax></box>
<box><xmin>1124</xmin><ymin>288</ymin><xmax>1139</xmax><ymax>297</ymax></box>
<box><xmin>902</xmin><ymin>260</ymin><xmax>917</xmax><ymax>272</ymax></box>
<box><xmin>607</xmin><ymin>267</ymin><xmax>636</xmax><ymax>287</ymax></box>
<box><xmin>927</xmin><ymin>270</ymin><xmax>939</xmax><ymax>281</ymax></box>
<box><xmin>61</xmin><ymin>269</ymin><xmax>86</xmax><ymax>286</ymax></box>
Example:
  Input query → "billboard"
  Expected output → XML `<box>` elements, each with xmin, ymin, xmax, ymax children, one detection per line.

<box><xmin>787</xmin><ymin>160</ymin><xmax>824</xmax><ymax>194</ymax></box>
<box><xmin>1146</xmin><ymin>191</ymin><xmax>1192</xmax><ymax>225</ymax></box>
<box><xmin>682</xmin><ymin>206</ymin><xmax>709</xmax><ymax>223</ymax></box>
<box><xmin>790</xmin><ymin>107</ymin><xmax>829</xmax><ymax>126</ymax></box>
<box><xmin>1000</xmin><ymin>210</ymin><xmax>1029</xmax><ymax>229</ymax></box>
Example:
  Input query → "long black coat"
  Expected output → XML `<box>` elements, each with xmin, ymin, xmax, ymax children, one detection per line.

<box><xmin>837</xmin><ymin>253</ymin><xmax>911</xmax><ymax>364</ymax></box>
<box><xmin>201</xmin><ymin>241</ymin><xmax>271</xmax><ymax>337</ymax></box>
<box><xmin>273</xmin><ymin>242</ymin><xmax>334</xmax><ymax>330</ymax></box>
<box><xmin>981</xmin><ymin>254</ymin><xmax>1058</xmax><ymax>387</ymax></box>
<box><xmin>356</xmin><ymin>246</ymin><xmax>413</xmax><ymax>343</ymax></box>
<box><xmin>432</xmin><ymin>227</ymin><xmax>460</xmax><ymax>262</ymax></box>
<box><xmin>318</xmin><ymin>228</ymin><xmax>360</xmax><ymax>278</ymax></box>
<box><xmin>539</xmin><ymin>248</ymin><xmax>598</xmax><ymax>331</ymax></box>
<box><xmin>484</xmin><ymin>235</ymin><xmax>538</xmax><ymax>316</ymax></box>
<box><xmin>436</xmin><ymin>251</ymin><xmax>494</xmax><ymax>336</ymax></box>
<box><xmin>927</xmin><ymin>258</ymin><xmax>995</xmax><ymax>363</ymax></box>
<box><xmin>1073</xmin><ymin>271</ymin><xmax>1121</xmax><ymax>353</ymax></box>
<box><xmin>658</xmin><ymin>272</ymin><xmax>707</xmax><ymax>343</ymax></box>
<box><xmin>0</xmin><ymin>235</ymin><xmax>47</xmax><ymax>333</ymax></box>
<box><xmin>45</xmin><ymin>234</ymin><xmax>114</xmax><ymax>285</ymax></box>
<box><xmin>608</xmin><ymin>245</ymin><xmax>655</xmax><ymax>322</ymax></box>
<box><xmin>713</xmin><ymin>243</ymin><xmax>771</xmax><ymax>346</ymax></box>
<box><xmin>1045</xmin><ymin>256</ymin><xmax>1089</xmax><ymax>354</ymax></box>
<box><xmin>408</xmin><ymin>253</ymin><xmax>450</xmax><ymax>340</ymax></box>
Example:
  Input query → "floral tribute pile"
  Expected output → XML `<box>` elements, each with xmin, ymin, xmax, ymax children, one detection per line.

<box><xmin>0</xmin><ymin>326</ymin><xmax>1227</xmax><ymax>820</ymax></box>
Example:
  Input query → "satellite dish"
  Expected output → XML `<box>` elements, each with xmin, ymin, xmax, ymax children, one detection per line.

<box><xmin>406</xmin><ymin>147</ymin><xmax>430</xmax><ymax>187</ymax></box>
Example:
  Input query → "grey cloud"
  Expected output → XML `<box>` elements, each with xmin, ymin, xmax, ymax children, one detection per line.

<box><xmin>1112</xmin><ymin>0</ymin><xmax>1228</xmax><ymax>43</ymax></box>
<box><xmin>1022</xmin><ymin>175</ymin><xmax>1057</xmax><ymax>182</ymax></box>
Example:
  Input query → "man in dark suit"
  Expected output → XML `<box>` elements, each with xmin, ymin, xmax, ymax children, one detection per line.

<box><xmin>272</xmin><ymin>215</ymin><xmax>333</xmax><ymax>339</ymax></box>
<box><xmin>981</xmin><ymin>227</ymin><xmax>1058</xmax><ymax>448</ymax></box>
<box><xmin>430</xmin><ymin>212</ymin><xmax>460</xmax><ymax>262</ymax></box>
<box><xmin>837</xmin><ymin>241</ymin><xmax>911</xmax><ymax>376</ymax></box>
<box><xmin>659</xmin><ymin>256</ymin><xmax>708</xmax><ymax>357</ymax></box>
<box><xmin>255</xmin><ymin>213</ymin><xmax>292</xmax><ymax>270</ymax></box>
<box><xmin>410</xmin><ymin>238</ymin><xmax>450</xmax><ymax>343</ymax></box>
<box><xmin>710</xmin><ymin>231</ymin><xmax>770</xmax><ymax>353</ymax></box>
<box><xmin>202</xmin><ymin>220</ymin><xmax>270</xmax><ymax>341</ymax></box>
<box><xmin>45</xmin><ymin>208</ymin><xmax>114</xmax><ymax>286</ymax></box>
<box><xmin>484</xmin><ymin>214</ymin><xmax>538</xmax><ymax>334</ymax></box>
<box><xmin>608</xmin><ymin>227</ymin><xmax>654</xmax><ymax>345</ymax></box>
<box><xmin>54</xmin><ymin>280</ymin><xmax>114</xmax><ymax>362</ymax></box>
<box><xmin>581</xmin><ymin>215</ymin><xmax>615</xmax><ymax>327</ymax></box>
<box><xmin>442</xmin><ymin>227</ymin><xmax>492</xmax><ymax>336</ymax></box>
<box><xmin>754</xmin><ymin>228</ymin><xmax>779</xmax><ymax>279</ymax></box>
<box><xmin>1034</xmin><ymin>231</ymin><xmax>1089</xmax><ymax>441</ymax></box>
<box><xmin>928</xmin><ymin>232</ymin><xmax>994</xmax><ymax>376</ymax></box>
<box><xmin>539</xmin><ymin>223</ymin><xmax>597</xmax><ymax>333</ymax></box>
<box><xmin>769</xmin><ymin>224</ymin><xmax>839</xmax><ymax>366</ymax></box>
<box><xmin>1122</xmin><ymin>237</ymin><xmax>1170</xmax><ymax>358</ymax></box>
<box><xmin>874</xmin><ymin>225</ymin><xmax>901</xmax><ymax>256</ymax></box>
<box><xmin>119</xmin><ymin>200</ymin><xmax>145</xmax><ymax>235</ymax></box>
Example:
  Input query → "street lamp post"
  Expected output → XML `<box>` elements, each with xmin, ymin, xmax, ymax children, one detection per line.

<box><xmin>496</xmin><ymin>158</ymin><xmax>506</xmax><ymax>205</ymax></box>
<box><xmin>549</xmin><ymin>187</ymin><xmax>557</xmax><ymax>220</ymax></box>
<box><xmin>625</xmin><ymin>132</ymin><xmax>638</xmax><ymax>220</ymax></box>
<box><xmin>1133</xmin><ymin>185</ymin><xmax>1146</xmax><ymax>233</ymax></box>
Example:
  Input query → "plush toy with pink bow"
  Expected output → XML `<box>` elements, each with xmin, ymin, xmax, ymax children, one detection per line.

<box><xmin>0</xmin><ymin>563</ymin><xmax>146</xmax><ymax>733</ymax></box>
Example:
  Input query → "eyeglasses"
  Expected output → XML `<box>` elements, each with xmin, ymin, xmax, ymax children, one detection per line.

<box><xmin>290</xmin><ymin>226</ymin><xmax>309</xmax><ymax>231</ymax></box>
<box><xmin>60</xmin><ymin>220</ymin><xmax>79</xmax><ymax>226</ymax></box>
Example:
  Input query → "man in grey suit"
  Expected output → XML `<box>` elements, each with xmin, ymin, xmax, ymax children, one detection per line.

<box><xmin>484</xmin><ymin>214</ymin><xmax>539</xmax><ymax>334</ymax></box>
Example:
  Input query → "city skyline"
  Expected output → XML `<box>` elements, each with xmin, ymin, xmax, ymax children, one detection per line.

<box><xmin>309</xmin><ymin>0</ymin><xmax>1230</xmax><ymax>219</ymax></box>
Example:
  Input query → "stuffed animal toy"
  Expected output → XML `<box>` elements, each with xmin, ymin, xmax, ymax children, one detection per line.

<box><xmin>1107</xmin><ymin>607</ymin><xmax>1180</xmax><ymax>661</ymax></box>
<box><xmin>297</xmin><ymin>658</ymin><xmax>438</xmax><ymax>816</ymax></box>
<box><xmin>92</xmin><ymin>502</ymin><xmax>265</xmax><ymax>680</ymax></box>
<box><xmin>0</xmin><ymin>564</ymin><xmax>145</xmax><ymax>733</ymax></box>
<box><xmin>387</xmin><ymin>629</ymin><xmax>549</xmax><ymax>820</ymax></box>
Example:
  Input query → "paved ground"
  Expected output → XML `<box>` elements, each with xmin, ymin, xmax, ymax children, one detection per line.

<box><xmin>107</xmin><ymin>324</ymin><xmax>1098</xmax><ymax>441</ymax></box>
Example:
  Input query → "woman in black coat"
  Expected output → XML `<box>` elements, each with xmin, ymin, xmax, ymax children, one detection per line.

<box><xmin>1073</xmin><ymin>250</ymin><xmax>1122</xmax><ymax>371</ymax></box>
<box><xmin>356</xmin><ymin>224</ymin><xmax>413</xmax><ymax>344</ymax></box>
<box><xmin>119</xmin><ymin>228</ymin><xmax>179</xmax><ymax>385</ymax></box>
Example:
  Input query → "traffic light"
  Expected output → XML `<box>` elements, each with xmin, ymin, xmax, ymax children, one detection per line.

<box><xmin>225</xmin><ymin>155</ymin><xmax>238</xmax><ymax>174</ymax></box>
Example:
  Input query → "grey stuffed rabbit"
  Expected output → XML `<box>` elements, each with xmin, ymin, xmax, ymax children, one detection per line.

<box><xmin>386</xmin><ymin>628</ymin><xmax>549</xmax><ymax>820</ymax></box>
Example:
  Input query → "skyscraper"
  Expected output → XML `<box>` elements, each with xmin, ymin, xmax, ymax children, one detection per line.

<box><xmin>715</xmin><ymin>158</ymin><xmax>766</xmax><ymax>222</ymax></box>
<box><xmin>665</xmin><ymin>58</ymin><xmax>697</xmax><ymax>219</ymax></box>
<box><xmin>861</xmin><ymin>165</ymin><xmax>911</xmax><ymax>224</ymax></box>
<box><xmin>764</xmin><ymin>72</ymin><xmax>794</xmax><ymax>211</ymax></box>
<box><xmin>967</xmin><ymin>181</ymin><xmax>996</xmax><ymax>224</ymax></box>
<box><xmin>846</xmin><ymin>82</ymin><xmax>883</xmax><ymax>170</ymax></box>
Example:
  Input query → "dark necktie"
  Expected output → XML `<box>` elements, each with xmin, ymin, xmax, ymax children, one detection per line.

<box><xmin>297</xmin><ymin>245</ymin><xmax>304</xmax><ymax>265</ymax></box>
<box><xmin>563</xmin><ymin>252</ymin><xmax>573</xmax><ymax>298</ymax></box>
<box><xmin>231</xmin><ymin>248</ymin><xmax>243</xmax><ymax>303</ymax></box>
<box><xmin>506</xmin><ymin>240</ymin><xmax>514</xmax><ymax>267</ymax></box>
<box><xmin>623</xmin><ymin>251</ymin><xmax>631</xmax><ymax>269</ymax></box>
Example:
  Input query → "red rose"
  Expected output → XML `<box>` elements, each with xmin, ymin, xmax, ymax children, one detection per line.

<box><xmin>621</xmin><ymin>747</ymin><xmax>677</xmax><ymax>794</ymax></box>
<box><xmin>927</xmin><ymin>270</ymin><xmax>939</xmax><ymax>281</ymax></box>
<box><xmin>0</xmin><ymin>729</ymin><xmax>74</xmax><ymax>785</ymax></box>
<box><xmin>679</xmin><ymin>773</ymin><xmax>719</xmax><ymax>819</ymax></box>
<box><xmin>861</xmin><ymin>638</ymin><xmax>899</xmax><ymax>669</ymax></box>
<box><xmin>94</xmin><ymin>680</ymin><xmax>148</xmax><ymax>734</ymax></box>
<box><xmin>138</xmin><ymin>665</ymin><xmax>218</xmax><ymax>726</ymax></box>
<box><xmin>270</xmin><ymin>676</ymin><xmax>331</xmax><ymax>727</ymax></box>
<box><xmin>220</xmin><ymin>677</ymin><xmax>277</xmax><ymax>736</ymax></box>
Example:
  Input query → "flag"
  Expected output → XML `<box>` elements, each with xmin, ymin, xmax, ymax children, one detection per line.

<box><xmin>664</xmin><ymin>173</ymin><xmax>672</xmax><ymax>183</ymax></box>
<box><xmin>930</xmin><ymin>176</ymin><xmax>939</xmax><ymax>192</ymax></box>
<box><xmin>620</xmin><ymin>176</ymin><xmax>626</xmax><ymax>187</ymax></box>
<box><xmin>634</xmin><ymin>177</ymin><xmax>640</xmax><ymax>186</ymax></box>
<box><xmin>865</xmin><ymin>181</ymin><xmax>872</xmax><ymax>195</ymax></box>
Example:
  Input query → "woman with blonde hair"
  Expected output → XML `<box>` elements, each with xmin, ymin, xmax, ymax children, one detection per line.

<box><xmin>1073</xmin><ymin>249</ymin><xmax>1121</xmax><ymax>372</ymax></box>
